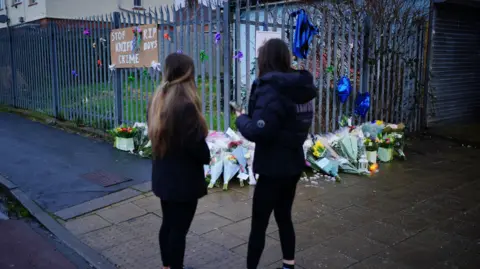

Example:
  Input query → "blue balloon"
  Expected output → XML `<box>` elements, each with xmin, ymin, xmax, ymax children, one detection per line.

<box><xmin>337</xmin><ymin>76</ymin><xmax>352</xmax><ymax>104</ymax></box>
<box><xmin>355</xmin><ymin>92</ymin><xmax>370</xmax><ymax>118</ymax></box>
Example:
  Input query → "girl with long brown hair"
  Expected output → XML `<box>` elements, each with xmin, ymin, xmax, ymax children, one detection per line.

<box><xmin>148</xmin><ymin>53</ymin><xmax>210</xmax><ymax>269</ymax></box>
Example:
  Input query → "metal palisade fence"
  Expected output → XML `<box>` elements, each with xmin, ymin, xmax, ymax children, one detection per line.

<box><xmin>0</xmin><ymin>0</ymin><xmax>427</xmax><ymax>133</ymax></box>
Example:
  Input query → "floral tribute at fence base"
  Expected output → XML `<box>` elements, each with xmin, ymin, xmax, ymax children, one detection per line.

<box><xmin>108</xmin><ymin>117</ymin><xmax>407</xmax><ymax>189</ymax></box>
<box><xmin>108</xmin><ymin>125</ymin><xmax>138</xmax><ymax>152</ymax></box>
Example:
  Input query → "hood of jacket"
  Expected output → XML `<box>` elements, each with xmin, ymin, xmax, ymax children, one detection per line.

<box><xmin>257</xmin><ymin>70</ymin><xmax>318</xmax><ymax>104</ymax></box>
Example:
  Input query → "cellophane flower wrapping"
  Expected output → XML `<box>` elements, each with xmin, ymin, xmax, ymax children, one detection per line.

<box><xmin>232</xmin><ymin>146</ymin><xmax>248</xmax><ymax>186</ymax></box>
<box><xmin>306</xmin><ymin>138</ymin><xmax>340</xmax><ymax>180</ymax></box>
<box><xmin>361</xmin><ymin>121</ymin><xmax>385</xmax><ymax>138</ymax></box>
<box><xmin>383</xmin><ymin>123</ymin><xmax>406</xmax><ymax>160</ymax></box>
<box><xmin>223</xmin><ymin>154</ymin><xmax>240</xmax><ymax>190</ymax></box>
<box><xmin>133</xmin><ymin>122</ymin><xmax>152</xmax><ymax>158</ymax></box>
<box><xmin>206</xmin><ymin>136</ymin><xmax>226</xmax><ymax>188</ymax></box>
<box><xmin>208</xmin><ymin>153</ymin><xmax>223</xmax><ymax>188</ymax></box>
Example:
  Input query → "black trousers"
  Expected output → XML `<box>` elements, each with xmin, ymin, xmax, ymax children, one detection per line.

<box><xmin>159</xmin><ymin>199</ymin><xmax>198</xmax><ymax>269</ymax></box>
<box><xmin>247</xmin><ymin>175</ymin><xmax>300</xmax><ymax>269</ymax></box>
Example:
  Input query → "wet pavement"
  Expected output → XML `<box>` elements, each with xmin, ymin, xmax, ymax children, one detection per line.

<box><xmin>0</xmin><ymin>112</ymin><xmax>150</xmax><ymax>212</ymax></box>
<box><xmin>61</xmin><ymin>136</ymin><xmax>479</xmax><ymax>268</ymax></box>
<box><xmin>1</xmin><ymin>112</ymin><xmax>479</xmax><ymax>268</ymax></box>
<box><xmin>0</xmin><ymin>219</ymin><xmax>78</xmax><ymax>269</ymax></box>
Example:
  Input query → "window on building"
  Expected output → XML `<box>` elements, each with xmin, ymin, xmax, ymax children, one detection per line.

<box><xmin>133</xmin><ymin>0</ymin><xmax>142</xmax><ymax>7</ymax></box>
<box><xmin>0</xmin><ymin>0</ymin><xmax>5</xmax><ymax>9</ymax></box>
<box><xmin>12</xmin><ymin>0</ymin><xmax>22</xmax><ymax>5</ymax></box>
<box><xmin>29</xmin><ymin>0</ymin><xmax>36</xmax><ymax>5</ymax></box>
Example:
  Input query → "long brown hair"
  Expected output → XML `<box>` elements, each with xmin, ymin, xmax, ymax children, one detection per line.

<box><xmin>257</xmin><ymin>38</ymin><xmax>292</xmax><ymax>77</ymax></box>
<box><xmin>148</xmin><ymin>53</ymin><xmax>208</xmax><ymax>157</ymax></box>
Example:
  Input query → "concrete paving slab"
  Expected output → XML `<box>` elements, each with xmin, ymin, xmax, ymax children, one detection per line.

<box><xmin>55</xmin><ymin>188</ymin><xmax>141</xmax><ymax>220</ymax></box>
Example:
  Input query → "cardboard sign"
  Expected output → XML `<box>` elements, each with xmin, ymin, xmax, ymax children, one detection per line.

<box><xmin>255</xmin><ymin>30</ymin><xmax>282</xmax><ymax>57</ymax></box>
<box><xmin>110</xmin><ymin>24</ymin><xmax>159</xmax><ymax>68</ymax></box>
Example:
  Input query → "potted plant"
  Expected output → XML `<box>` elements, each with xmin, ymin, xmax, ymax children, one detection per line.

<box><xmin>378</xmin><ymin>134</ymin><xmax>395</xmax><ymax>162</ymax></box>
<box><xmin>109</xmin><ymin>125</ymin><xmax>137</xmax><ymax>152</ymax></box>
<box><xmin>364</xmin><ymin>137</ymin><xmax>379</xmax><ymax>163</ymax></box>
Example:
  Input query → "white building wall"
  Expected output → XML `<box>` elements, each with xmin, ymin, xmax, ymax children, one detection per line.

<box><xmin>0</xmin><ymin>0</ymin><xmax>178</xmax><ymax>28</ymax></box>
<box><xmin>0</xmin><ymin>0</ymin><xmax>47</xmax><ymax>27</ymax></box>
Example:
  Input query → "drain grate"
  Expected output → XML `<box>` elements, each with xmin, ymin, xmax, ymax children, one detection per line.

<box><xmin>80</xmin><ymin>170</ymin><xmax>132</xmax><ymax>187</ymax></box>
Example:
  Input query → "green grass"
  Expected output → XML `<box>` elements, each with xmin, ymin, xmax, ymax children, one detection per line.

<box><xmin>56</xmin><ymin>77</ymin><xmax>236</xmax><ymax>131</ymax></box>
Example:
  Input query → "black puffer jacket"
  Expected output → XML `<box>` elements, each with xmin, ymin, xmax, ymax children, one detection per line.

<box><xmin>235</xmin><ymin>70</ymin><xmax>317</xmax><ymax>177</ymax></box>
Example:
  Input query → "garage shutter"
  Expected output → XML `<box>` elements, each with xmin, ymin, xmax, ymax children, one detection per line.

<box><xmin>429</xmin><ymin>3</ymin><xmax>480</xmax><ymax>125</ymax></box>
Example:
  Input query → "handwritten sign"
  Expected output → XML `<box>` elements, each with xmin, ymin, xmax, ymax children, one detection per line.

<box><xmin>110</xmin><ymin>24</ymin><xmax>159</xmax><ymax>68</ymax></box>
<box><xmin>255</xmin><ymin>30</ymin><xmax>282</xmax><ymax>57</ymax></box>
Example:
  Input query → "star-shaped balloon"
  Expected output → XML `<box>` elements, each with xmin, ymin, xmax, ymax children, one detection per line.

<box><xmin>337</xmin><ymin>76</ymin><xmax>352</xmax><ymax>104</ymax></box>
<box><xmin>354</xmin><ymin>92</ymin><xmax>370</xmax><ymax>118</ymax></box>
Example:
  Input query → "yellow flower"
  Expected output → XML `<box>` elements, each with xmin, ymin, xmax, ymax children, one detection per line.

<box><xmin>376</xmin><ymin>120</ymin><xmax>383</xmax><ymax>125</ymax></box>
<box><xmin>314</xmin><ymin>141</ymin><xmax>324</xmax><ymax>148</ymax></box>
<box><xmin>116</xmin><ymin>128</ymin><xmax>122</xmax><ymax>132</ymax></box>
<box><xmin>313</xmin><ymin>150</ymin><xmax>320</xmax><ymax>157</ymax></box>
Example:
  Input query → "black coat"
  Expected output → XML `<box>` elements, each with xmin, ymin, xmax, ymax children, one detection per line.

<box><xmin>235</xmin><ymin>70</ymin><xmax>317</xmax><ymax>177</ymax></box>
<box><xmin>151</xmin><ymin>102</ymin><xmax>210</xmax><ymax>202</ymax></box>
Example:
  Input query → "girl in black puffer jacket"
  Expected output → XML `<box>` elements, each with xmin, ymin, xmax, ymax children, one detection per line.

<box><xmin>236</xmin><ymin>39</ymin><xmax>317</xmax><ymax>269</ymax></box>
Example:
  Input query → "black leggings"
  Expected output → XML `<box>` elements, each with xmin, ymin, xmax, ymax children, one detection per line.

<box><xmin>159</xmin><ymin>199</ymin><xmax>197</xmax><ymax>269</ymax></box>
<box><xmin>247</xmin><ymin>175</ymin><xmax>299</xmax><ymax>269</ymax></box>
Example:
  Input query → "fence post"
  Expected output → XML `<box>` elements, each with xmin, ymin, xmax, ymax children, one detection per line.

<box><xmin>7</xmin><ymin>23</ymin><xmax>16</xmax><ymax>107</ymax></box>
<box><xmin>222</xmin><ymin>2</ymin><xmax>231</xmax><ymax>130</ymax></box>
<box><xmin>113</xmin><ymin>12</ymin><xmax>123</xmax><ymax>126</ymax></box>
<box><xmin>361</xmin><ymin>15</ymin><xmax>371</xmax><ymax>94</ymax></box>
<box><xmin>49</xmin><ymin>22</ymin><xmax>60</xmax><ymax>117</ymax></box>
<box><xmin>422</xmin><ymin>1</ymin><xmax>435</xmax><ymax>130</ymax></box>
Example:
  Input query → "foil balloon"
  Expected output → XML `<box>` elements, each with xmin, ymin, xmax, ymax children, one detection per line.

<box><xmin>289</xmin><ymin>9</ymin><xmax>318</xmax><ymax>59</ymax></box>
<box><xmin>354</xmin><ymin>92</ymin><xmax>370</xmax><ymax>118</ymax></box>
<box><xmin>337</xmin><ymin>76</ymin><xmax>352</xmax><ymax>104</ymax></box>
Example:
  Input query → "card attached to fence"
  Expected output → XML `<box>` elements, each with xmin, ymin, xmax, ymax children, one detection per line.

<box><xmin>255</xmin><ymin>31</ymin><xmax>282</xmax><ymax>57</ymax></box>
<box><xmin>110</xmin><ymin>24</ymin><xmax>159</xmax><ymax>68</ymax></box>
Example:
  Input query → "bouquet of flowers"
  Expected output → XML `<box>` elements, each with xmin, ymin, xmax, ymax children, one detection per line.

<box><xmin>378</xmin><ymin>134</ymin><xmax>395</xmax><ymax>149</ymax></box>
<box><xmin>109</xmin><ymin>125</ymin><xmax>138</xmax><ymax>138</ymax></box>
<box><xmin>361</xmin><ymin>120</ymin><xmax>385</xmax><ymax>138</ymax></box>
<box><xmin>245</xmin><ymin>149</ymin><xmax>257</xmax><ymax>185</ymax></box>
<box><xmin>109</xmin><ymin>125</ymin><xmax>138</xmax><ymax>152</ymax></box>
<box><xmin>377</xmin><ymin>134</ymin><xmax>395</xmax><ymax>162</ymax></box>
<box><xmin>232</xmin><ymin>146</ymin><xmax>248</xmax><ymax>186</ymax></box>
<box><xmin>223</xmin><ymin>154</ymin><xmax>240</xmax><ymax>190</ymax></box>
<box><xmin>363</xmin><ymin>136</ymin><xmax>380</xmax><ymax>163</ymax></box>
<box><xmin>391</xmin><ymin>132</ymin><xmax>406</xmax><ymax>160</ymax></box>
<box><xmin>132</xmin><ymin>122</ymin><xmax>152</xmax><ymax>158</ymax></box>
<box><xmin>383</xmin><ymin>123</ymin><xmax>406</xmax><ymax>160</ymax></box>
<box><xmin>364</xmin><ymin>137</ymin><xmax>379</xmax><ymax>152</ymax></box>
<box><xmin>306</xmin><ymin>138</ymin><xmax>340</xmax><ymax>181</ymax></box>
<box><xmin>330</xmin><ymin>136</ymin><xmax>362</xmax><ymax>175</ymax></box>
<box><xmin>208</xmin><ymin>154</ymin><xmax>223</xmax><ymax>188</ymax></box>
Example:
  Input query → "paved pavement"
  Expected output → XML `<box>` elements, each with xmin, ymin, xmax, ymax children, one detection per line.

<box><xmin>59</xmin><ymin>137</ymin><xmax>480</xmax><ymax>269</ymax></box>
<box><xmin>0</xmin><ymin>219</ymin><xmax>77</xmax><ymax>269</ymax></box>
<box><xmin>0</xmin><ymin>112</ymin><xmax>151</xmax><ymax>212</ymax></box>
